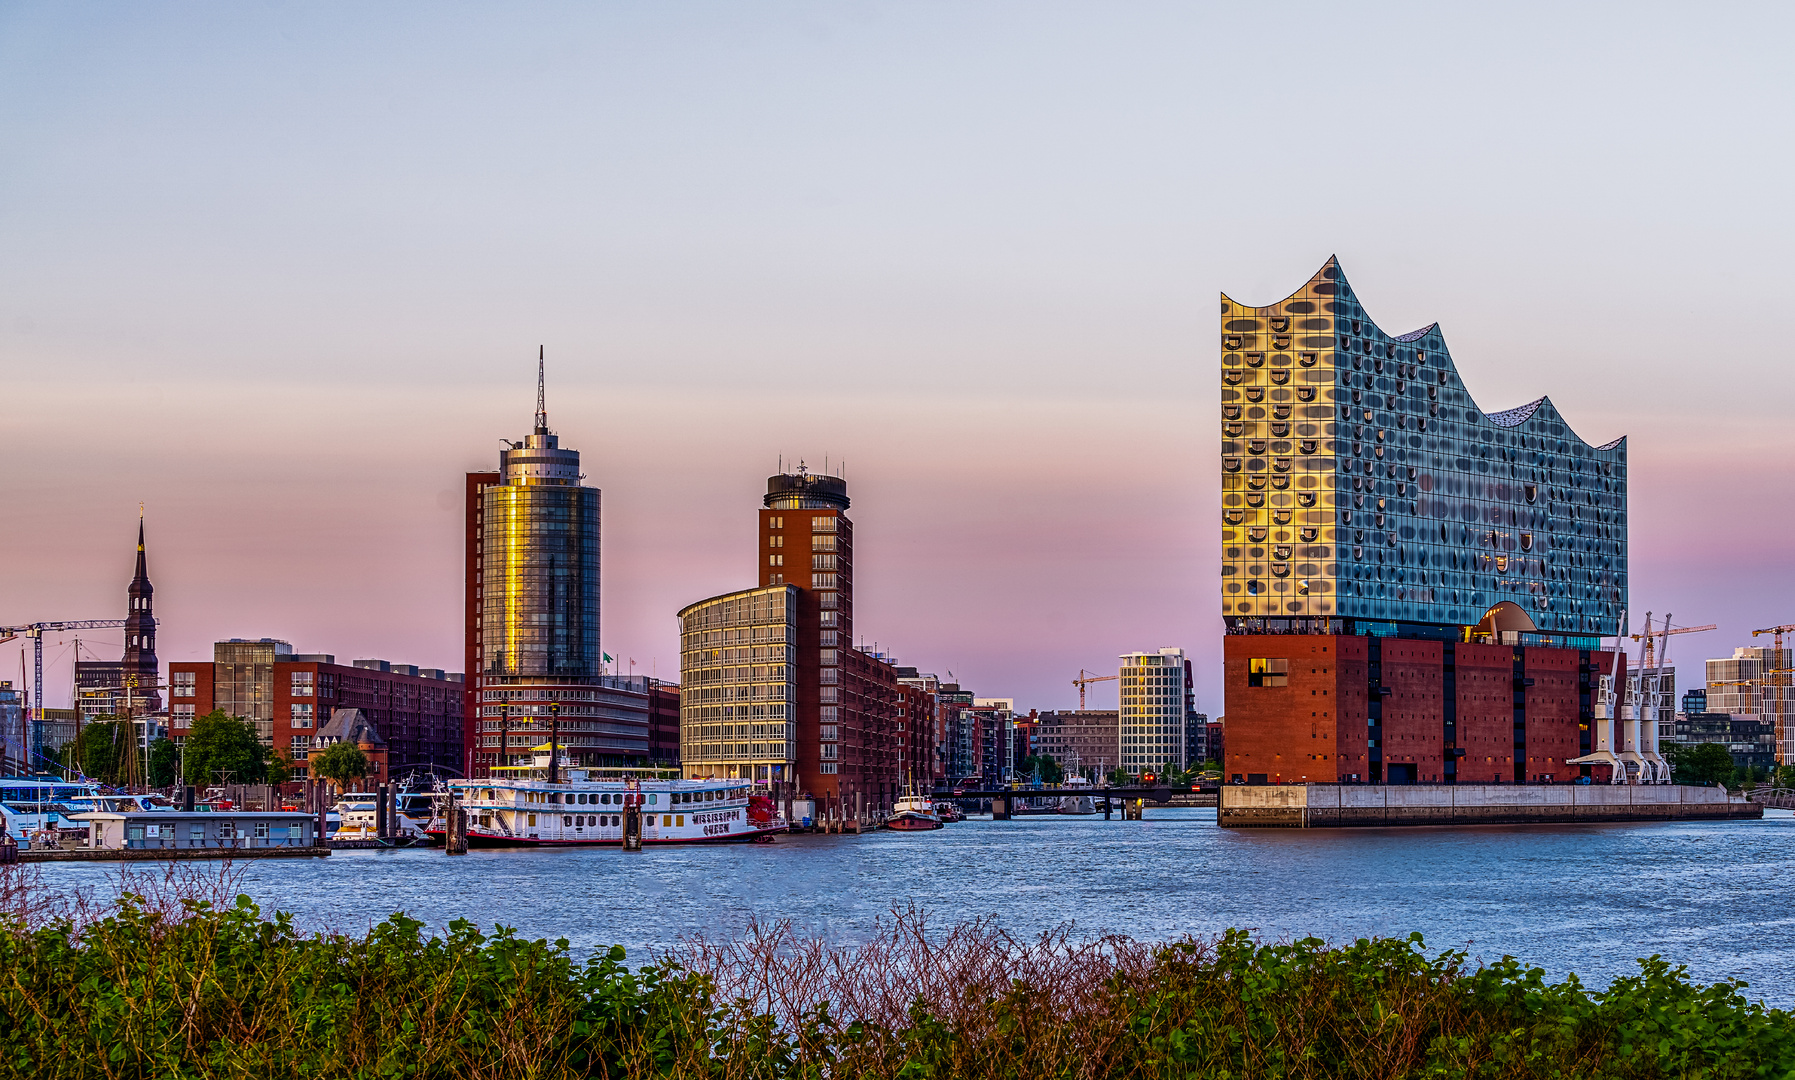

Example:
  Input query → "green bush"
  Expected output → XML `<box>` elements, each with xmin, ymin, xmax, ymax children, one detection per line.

<box><xmin>0</xmin><ymin>894</ymin><xmax>1790</xmax><ymax>1079</ymax></box>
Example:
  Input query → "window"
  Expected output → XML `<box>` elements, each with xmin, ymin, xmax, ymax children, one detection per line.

<box><xmin>291</xmin><ymin>672</ymin><xmax>314</xmax><ymax>697</ymax></box>
<box><xmin>290</xmin><ymin>703</ymin><xmax>313</xmax><ymax>728</ymax></box>
<box><xmin>172</xmin><ymin>671</ymin><xmax>196</xmax><ymax>697</ymax></box>
<box><xmin>769</xmin><ymin>554</ymin><xmax>783</xmax><ymax>566</ymax></box>
<box><xmin>812</xmin><ymin>516</ymin><xmax>837</xmax><ymax>533</ymax></box>
<box><xmin>821</xmin><ymin>763</ymin><xmax>838</xmax><ymax>774</ymax></box>
<box><xmin>1248</xmin><ymin>659</ymin><xmax>1289</xmax><ymax>687</ymax></box>
<box><xmin>254</xmin><ymin>822</ymin><xmax>269</xmax><ymax>839</ymax></box>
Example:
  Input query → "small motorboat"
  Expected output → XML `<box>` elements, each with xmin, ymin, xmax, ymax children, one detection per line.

<box><xmin>932</xmin><ymin>801</ymin><xmax>965</xmax><ymax>823</ymax></box>
<box><xmin>887</xmin><ymin>792</ymin><xmax>943</xmax><ymax>831</ymax></box>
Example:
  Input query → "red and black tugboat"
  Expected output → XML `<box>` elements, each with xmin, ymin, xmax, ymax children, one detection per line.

<box><xmin>886</xmin><ymin>791</ymin><xmax>943</xmax><ymax>832</ymax></box>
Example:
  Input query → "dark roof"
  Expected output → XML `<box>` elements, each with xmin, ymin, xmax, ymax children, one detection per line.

<box><xmin>318</xmin><ymin>708</ymin><xmax>386</xmax><ymax>747</ymax></box>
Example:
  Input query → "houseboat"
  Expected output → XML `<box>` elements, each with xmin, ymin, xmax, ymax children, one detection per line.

<box><xmin>424</xmin><ymin>767</ymin><xmax>785</xmax><ymax>847</ymax></box>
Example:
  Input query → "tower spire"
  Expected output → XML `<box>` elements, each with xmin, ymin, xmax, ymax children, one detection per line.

<box><xmin>134</xmin><ymin>510</ymin><xmax>147</xmax><ymax>581</ymax></box>
<box><xmin>535</xmin><ymin>346</ymin><xmax>548</xmax><ymax>435</ymax></box>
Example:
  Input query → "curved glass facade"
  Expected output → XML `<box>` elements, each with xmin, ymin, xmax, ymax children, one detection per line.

<box><xmin>1221</xmin><ymin>259</ymin><xmax>1626</xmax><ymax>639</ymax></box>
<box><xmin>480</xmin><ymin>484</ymin><xmax>600</xmax><ymax>677</ymax></box>
<box><xmin>678</xmin><ymin>584</ymin><xmax>798</xmax><ymax>780</ymax></box>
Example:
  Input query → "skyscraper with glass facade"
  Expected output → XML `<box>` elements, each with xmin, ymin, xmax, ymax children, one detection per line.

<box><xmin>1222</xmin><ymin>260</ymin><xmax>1630</xmax><ymax>786</ymax></box>
<box><xmin>1222</xmin><ymin>257</ymin><xmax>1625</xmax><ymax>642</ymax></box>
<box><xmin>463</xmin><ymin>362</ymin><xmax>648</xmax><ymax>778</ymax></box>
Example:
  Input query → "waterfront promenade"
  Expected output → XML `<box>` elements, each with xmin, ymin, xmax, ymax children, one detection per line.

<box><xmin>41</xmin><ymin>807</ymin><xmax>1795</xmax><ymax>1006</ymax></box>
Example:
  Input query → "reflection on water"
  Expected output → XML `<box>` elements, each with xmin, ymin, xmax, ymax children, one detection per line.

<box><xmin>44</xmin><ymin>807</ymin><xmax>1795</xmax><ymax>1005</ymax></box>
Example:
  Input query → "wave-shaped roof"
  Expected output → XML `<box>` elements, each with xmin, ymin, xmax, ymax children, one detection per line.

<box><xmin>1226</xmin><ymin>257</ymin><xmax>1625</xmax><ymax>456</ymax></box>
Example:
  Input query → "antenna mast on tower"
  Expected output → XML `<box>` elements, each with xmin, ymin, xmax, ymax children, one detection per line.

<box><xmin>535</xmin><ymin>346</ymin><xmax>548</xmax><ymax>434</ymax></box>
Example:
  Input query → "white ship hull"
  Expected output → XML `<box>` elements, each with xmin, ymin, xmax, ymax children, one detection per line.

<box><xmin>426</xmin><ymin>774</ymin><xmax>786</xmax><ymax>847</ymax></box>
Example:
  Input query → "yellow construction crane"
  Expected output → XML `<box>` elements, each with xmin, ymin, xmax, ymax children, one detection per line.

<box><xmin>1072</xmin><ymin>669</ymin><xmax>1118</xmax><ymax>709</ymax></box>
<box><xmin>1629</xmin><ymin>621</ymin><xmax>1715</xmax><ymax>670</ymax></box>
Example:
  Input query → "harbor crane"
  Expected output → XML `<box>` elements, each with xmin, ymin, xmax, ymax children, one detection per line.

<box><xmin>0</xmin><ymin>620</ymin><xmax>132</xmax><ymax>769</ymax></box>
<box><xmin>1072</xmin><ymin>669</ymin><xmax>1118</xmax><ymax>709</ymax></box>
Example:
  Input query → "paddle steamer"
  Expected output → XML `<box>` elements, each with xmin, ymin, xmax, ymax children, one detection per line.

<box><xmin>425</xmin><ymin>760</ymin><xmax>784</xmax><ymax>847</ymax></box>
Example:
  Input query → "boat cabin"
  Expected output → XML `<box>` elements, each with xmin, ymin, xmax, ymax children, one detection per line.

<box><xmin>72</xmin><ymin>811</ymin><xmax>318</xmax><ymax>850</ymax></box>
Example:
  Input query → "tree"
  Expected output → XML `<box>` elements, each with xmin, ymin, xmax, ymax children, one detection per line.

<box><xmin>1020</xmin><ymin>754</ymin><xmax>1063</xmax><ymax>784</ymax></box>
<box><xmin>1106</xmin><ymin>766</ymin><xmax>1133</xmax><ymax>787</ymax></box>
<box><xmin>61</xmin><ymin>720</ymin><xmax>125</xmax><ymax>785</ymax></box>
<box><xmin>310</xmin><ymin>742</ymin><xmax>370</xmax><ymax>794</ymax></box>
<box><xmin>147</xmin><ymin>737</ymin><xmax>179</xmax><ymax>788</ymax></box>
<box><xmin>183</xmin><ymin>711</ymin><xmax>270</xmax><ymax>786</ymax></box>
<box><xmin>1668</xmin><ymin>742</ymin><xmax>1736</xmax><ymax>787</ymax></box>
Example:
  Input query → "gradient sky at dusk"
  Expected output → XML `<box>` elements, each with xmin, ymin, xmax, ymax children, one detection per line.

<box><xmin>5</xmin><ymin>3</ymin><xmax>1794</xmax><ymax>716</ymax></box>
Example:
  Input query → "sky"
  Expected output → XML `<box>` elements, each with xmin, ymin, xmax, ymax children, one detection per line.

<box><xmin>3</xmin><ymin>2</ymin><xmax>1794</xmax><ymax>716</ymax></box>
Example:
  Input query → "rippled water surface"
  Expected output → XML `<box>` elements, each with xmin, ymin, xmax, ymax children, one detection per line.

<box><xmin>46</xmin><ymin>808</ymin><xmax>1795</xmax><ymax>1005</ymax></box>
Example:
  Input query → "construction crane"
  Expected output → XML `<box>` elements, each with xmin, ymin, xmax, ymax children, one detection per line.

<box><xmin>1752</xmin><ymin>625</ymin><xmax>1795</xmax><ymax>764</ymax></box>
<box><xmin>1629</xmin><ymin>621</ymin><xmax>1716</xmax><ymax>670</ymax></box>
<box><xmin>1072</xmin><ymin>669</ymin><xmax>1119</xmax><ymax>709</ymax></box>
<box><xmin>0</xmin><ymin>620</ymin><xmax>131</xmax><ymax>770</ymax></box>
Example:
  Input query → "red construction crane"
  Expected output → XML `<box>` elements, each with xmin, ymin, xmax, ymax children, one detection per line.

<box><xmin>1072</xmin><ymin>669</ymin><xmax>1119</xmax><ymax>710</ymax></box>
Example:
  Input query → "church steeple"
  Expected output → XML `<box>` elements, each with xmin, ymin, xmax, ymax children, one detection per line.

<box><xmin>123</xmin><ymin>513</ymin><xmax>160</xmax><ymax>711</ymax></box>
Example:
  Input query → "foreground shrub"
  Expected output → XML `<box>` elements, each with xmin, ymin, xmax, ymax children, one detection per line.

<box><xmin>0</xmin><ymin>882</ymin><xmax>1790</xmax><ymax>1078</ymax></box>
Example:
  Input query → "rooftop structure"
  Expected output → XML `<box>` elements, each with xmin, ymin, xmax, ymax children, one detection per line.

<box><xmin>1221</xmin><ymin>257</ymin><xmax>1626</xmax><ymax>644</ymax></box>
<box><xmin>1220</xmin><ymin>260</ymin><xmax>1630</xmax><ymax>786</ymax></box>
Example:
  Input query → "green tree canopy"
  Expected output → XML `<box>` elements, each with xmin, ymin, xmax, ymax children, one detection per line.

<box><xmin>310</xmin><ymin>742</ymin><xmax>370</xmax><ymax>790</ymax></box>
<box><xmin>1668</xmin><ymin>742</ymin><xmax>1736</xmax><ymax>787</ymax></box>
<box><xmin>1020</xmin><ymin>754</ymin><xmax>1064</xmax><ymax>784</ymax></box>
<box><xmin>147</xmin><ymin>737</ymin><xmax>179</xmax><ymax>788</ymax></box>
<box><xmin>61</xmin><ymin>720</ymin><xmax>127</xmax><ymax>786</ymax></box>
<box><xmin>182</xmin><ymin>711</ymin><xmax>270</xmax><ymax>786</ymax></box>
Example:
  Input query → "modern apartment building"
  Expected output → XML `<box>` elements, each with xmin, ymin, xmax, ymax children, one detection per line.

<box><xmin>679</xmin><ymin>468</ymin><xmax>902</xmax><ymax>802</ymax></box>
<box><xmin>895</xmin><ymin>667</ymin><xmax>947</xmax><ymax>787</ymax></box>
<box><xmin>1221</xmin><ymin>259</ymin><xmax>1628</xmax><ymax>785</ymax></box>
<box><xmin>1705</xmin><ymin>647</ymin><xmax>1794</xmax><ymax>763</ymax></box>
<box><xmin>169</xmin><ymin>641</ymin><xmax>464</xmax><ymax>777</ymax></box>
<box><xmin>1119</xmin><ymin>649</ymin><xmax>1188</xmax><ymax>776</ymax></box>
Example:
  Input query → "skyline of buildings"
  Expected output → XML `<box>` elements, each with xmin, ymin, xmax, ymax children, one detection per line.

<box><xmin>4</xmin><ymin>297</ymin><xmax>1789</xmax><ymax>787</ymax></box>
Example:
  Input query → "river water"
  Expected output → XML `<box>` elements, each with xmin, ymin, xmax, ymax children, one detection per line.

<box><xmin>44</xmin><ymin>808</ymin><xmax>1795</xmax><ymax>1006</ymax></box>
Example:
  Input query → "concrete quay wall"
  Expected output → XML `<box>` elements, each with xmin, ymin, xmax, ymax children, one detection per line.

<box><xmin>1218</xmin><ymin>784</ymin><xmax>1760</xmax><ymax>829</ymax></box>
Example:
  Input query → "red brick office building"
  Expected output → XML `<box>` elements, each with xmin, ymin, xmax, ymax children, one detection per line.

<box><xmin>169</xmin><ymin>640</ymin><xmax>463</xmax><ymax>779</ymax></box>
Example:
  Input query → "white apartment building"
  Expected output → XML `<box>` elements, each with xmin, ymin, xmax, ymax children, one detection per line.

<box><xmin>1706</xmin><ymin>647</ymin><xmax>1794</xmax><ymax>763</ymax></box>
<box><xmin>1119</xmin><ymin>648</ymin><xmax>1188</xmax><ymax>776</ymax></box>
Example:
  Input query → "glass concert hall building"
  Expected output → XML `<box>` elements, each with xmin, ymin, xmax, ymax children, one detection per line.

<box><xmin>1220</xmin><ymin>259</ymin><xmax>1628</xmax><ymax>787</ymax></box>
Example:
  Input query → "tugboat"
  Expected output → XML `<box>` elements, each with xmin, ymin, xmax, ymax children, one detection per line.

<box><xmin>886</xmin><ymin>790</ymin><xmax>944</xmax><ymax>831</ymax></box>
